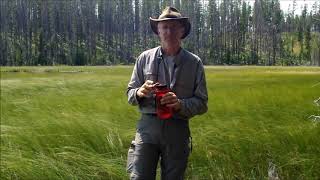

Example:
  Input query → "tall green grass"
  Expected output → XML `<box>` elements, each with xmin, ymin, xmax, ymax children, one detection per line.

<box><xmin>1</xmin><ymin>66</ymin><xmax>319</xmax><ymax>179</ymax></box>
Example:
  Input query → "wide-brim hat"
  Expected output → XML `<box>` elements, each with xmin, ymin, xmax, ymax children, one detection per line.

<box><xmin>150</xmin><ymin>7</ymin><xmax>191</xmax><ymax>39</ymax></box>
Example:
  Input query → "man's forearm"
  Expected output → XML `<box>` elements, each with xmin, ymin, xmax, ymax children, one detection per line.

<box><xmin>178</xmin><ymin>97</ymin><xmax>208</xmax><ymax>119</ymax></box>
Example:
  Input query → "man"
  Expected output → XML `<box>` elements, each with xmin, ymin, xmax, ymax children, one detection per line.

<box><xmin>126</xmin><ymin>6</ymin><xmax>208</xmax><ymax>180</ymax></box>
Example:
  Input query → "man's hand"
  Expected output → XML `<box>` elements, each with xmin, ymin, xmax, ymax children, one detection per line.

<box><xmin>137</xmin><ymin>80</ymin><xmax>155</xmax><ymax>98</ymax></box>
<box><xmin>160</xmin><ymin>92</ymin><xmax>181</xmax><ymax>111</ymax></box>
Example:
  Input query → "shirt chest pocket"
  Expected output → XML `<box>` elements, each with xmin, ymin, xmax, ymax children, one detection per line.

<box><xmin>144</xmin><ymin>71</ymin><xmax>158</xmax><ymax>82</ymax></box>
<box><xmin>174</xmin><ymin>80</ymin><xmax>194</xmax><ymax>98</ymax></box>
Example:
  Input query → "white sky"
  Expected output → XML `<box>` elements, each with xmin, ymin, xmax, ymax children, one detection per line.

<box><xmin>246</xmin><ymin>0</ymin><xmax>318</xmax><ymax>15</ymax></box>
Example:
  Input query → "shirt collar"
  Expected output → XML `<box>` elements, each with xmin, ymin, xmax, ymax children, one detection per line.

<box><xmin>158</xmin><ymin>46</ymin><xmax>184</xmax><ymax>66</ymax></box>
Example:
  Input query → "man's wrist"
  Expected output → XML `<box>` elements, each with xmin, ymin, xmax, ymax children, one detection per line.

<box><xmin>136</xmin><ymin>88</ymin><xmax>143</xmax><ymax>101</ymax></box>
<box><xmin>174</xmin><ymin>99</ymin><xmax>182</xmax><ymax>112</ymax></box>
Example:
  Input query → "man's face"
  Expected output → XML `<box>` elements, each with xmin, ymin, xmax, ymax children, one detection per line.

<box><xmin>157</xmin><ymin>20</ymin><xmax>184</xmax><ymax>44</ymax></box>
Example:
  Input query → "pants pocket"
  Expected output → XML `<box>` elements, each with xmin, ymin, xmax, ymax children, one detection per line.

<box><xmin>126</xmin><ymin>140</ymin><xmax>136</xmax><ymax>173</ymax></box>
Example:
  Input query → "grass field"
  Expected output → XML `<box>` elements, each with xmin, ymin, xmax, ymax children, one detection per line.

<box><xmin>1</xmin><ymin>66</ymin><xmax>319</xmax><ymax>180</ymax></box>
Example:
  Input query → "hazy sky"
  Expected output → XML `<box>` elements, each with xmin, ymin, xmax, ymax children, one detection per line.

<box><xmin>246</xmin><ymin>0</ymin><xmax>318</xmax><ymax>15</ymax></box>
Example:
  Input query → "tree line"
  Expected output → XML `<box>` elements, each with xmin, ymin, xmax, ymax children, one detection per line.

<box><xmin>0</xmin><ymin>0</ymin><xmax>319</xmax><ymax>66</ymax></box>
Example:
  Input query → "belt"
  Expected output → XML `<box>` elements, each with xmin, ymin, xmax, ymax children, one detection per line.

<box><xmin>141</xmin><ymin>113</ymin><xmax>157</xmax><ymax>117</ymax></box>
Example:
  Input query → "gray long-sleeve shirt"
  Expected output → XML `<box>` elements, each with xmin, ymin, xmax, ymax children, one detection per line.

<box><xmin>127</xmin><ymin>46</ymin><xmax>208</xmax><ymax>120</ymax></box>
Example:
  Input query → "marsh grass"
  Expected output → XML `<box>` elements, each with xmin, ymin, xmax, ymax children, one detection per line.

<box><xmin>1</xmin><ymin>66</ymin><xmax>319</xmax><ymax>179</ymax></box>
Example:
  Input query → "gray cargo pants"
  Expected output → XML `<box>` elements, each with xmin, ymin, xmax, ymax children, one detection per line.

<box><xmin>128</xmin><ymin>114</ymin><xmax>191</xmax><ymax>180</ymax></box>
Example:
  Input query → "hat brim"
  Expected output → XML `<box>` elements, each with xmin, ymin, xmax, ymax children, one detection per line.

<box><xmin>149</xmin><ymin>17</ymin><xmax>191</xmax><ymax>39</ymax></box>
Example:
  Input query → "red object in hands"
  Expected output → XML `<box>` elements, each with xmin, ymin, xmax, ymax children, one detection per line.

<box><xmin>155</xmin><ymin>84</ymin><xmax>172</xmax><ymax>119</ymax></box>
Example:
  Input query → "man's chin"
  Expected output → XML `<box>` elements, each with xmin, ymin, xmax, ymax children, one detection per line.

<box><xmin>162</xmin><ymin>40</ymin><xmax>180</xmax><ymax>44</ymax></box>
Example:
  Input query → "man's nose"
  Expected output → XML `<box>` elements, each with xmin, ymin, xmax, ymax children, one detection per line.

<box><xmin>165</xmin><ymin>28</ymin><xmax>176</xmax><ymax>34</ymax></box>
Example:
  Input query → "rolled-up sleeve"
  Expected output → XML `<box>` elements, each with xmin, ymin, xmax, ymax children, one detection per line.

<box><xmin>178</xmin><ymin>62</ymin><xmax>208</xmax><ymax>119</ymax></box>
<box><xmin>127</xmin><ymin>55</ymin><xmax>144</xmax><ymax>106</ymax></box>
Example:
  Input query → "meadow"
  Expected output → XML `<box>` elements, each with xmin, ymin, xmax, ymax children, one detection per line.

<box><xmin>1</xmin><ymin>66</ymin><xmax>319</xmax><ymax>180</ymax></box>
